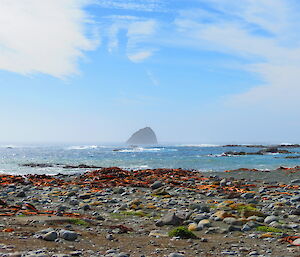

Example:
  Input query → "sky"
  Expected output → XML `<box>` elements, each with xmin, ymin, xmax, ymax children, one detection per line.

<box><xmin>0</xmin><ymin>0</ymin><xmax>300</xmax><ymax>144</ymax></box>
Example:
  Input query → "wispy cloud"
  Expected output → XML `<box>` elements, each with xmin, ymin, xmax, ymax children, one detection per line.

<box><xmin>103</xmin><ymin>15</ymin><xmax>158</xmax><ymax>62</ymax></box>
<box><xmin>0</xmin><ymin>0</ymin><xmax>99</xmax><ymax>78</ymax></box>
<box><xmin>128</xmin><ymin>50</ymin><xmax>154</xmax><ymax>62</ymax></box>
<box><xmin>97</xmin><ymin>0</ymin><xmax>166</xmax><ymax>12</ymax></box>
<box><xmin>175</xmin><ymin>0</ymin><xmax>300</xmax><ymax>107</ymax></box>
<box><xmin>146</xmin><ymin>70</ymin><xmax>159</xmax><ymax>86</ymax></box>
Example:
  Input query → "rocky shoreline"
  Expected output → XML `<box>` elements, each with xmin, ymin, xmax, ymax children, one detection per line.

<box><xmin>0</xmin><ymin>167</ymin><xmax>299</xmax><ymax>256</ymax></box>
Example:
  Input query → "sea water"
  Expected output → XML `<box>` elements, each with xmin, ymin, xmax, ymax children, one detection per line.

<box><xmin>0</xmin><ymin>144</ymin><xmax>299</xmax><ymax>175</ymax></box>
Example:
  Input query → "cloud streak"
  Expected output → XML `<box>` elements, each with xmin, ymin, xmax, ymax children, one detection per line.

<box><xmin>0</xmin><ymin>0</ymin><xmax>98</xmax><ymax>78</ymax></box>
<box><xmin>103</xmin><ymin>15</ymin><xmax>158</xmax><ymax>62</ymax></box>
<box><xmin>175</xmin><ymin>0</ymin><xmax>300</xmax><ymax>106</ymax></box>
<box><xmin>97</xmin><ymin>0</ymin><xmax>166</xmax><ymax>12</ymax></box>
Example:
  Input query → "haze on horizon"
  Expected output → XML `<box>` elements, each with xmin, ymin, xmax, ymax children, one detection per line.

<box><xmin>0</xmin><ymin>0</ymin><xmax>300</xmax><ymax>144</ymax></box>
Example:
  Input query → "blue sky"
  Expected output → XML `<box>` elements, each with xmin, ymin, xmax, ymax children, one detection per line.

<box><xmin>1</xmin><ymin>0</ymin><xmax>300</xmax><ymax>143</ymax></box>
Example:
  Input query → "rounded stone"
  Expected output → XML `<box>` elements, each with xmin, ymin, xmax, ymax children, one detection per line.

<box><xmin>59</xmin><ymin>230</ymin><xmax>78</xmax><ymax>241</ymax></box>
<box><xmin>264</xmin><ymin>215</ymin><xmax>278</xmax><ymax>224</ymax></box>
<box><xmin>168</xmin><ymin>253</ymin><xmax>185</xmax><ymax>257</ymax></box>
<box><xmin>43</xmin><ymin>231</ymin><xmax>58</xmax><ymax>241</ymax></box>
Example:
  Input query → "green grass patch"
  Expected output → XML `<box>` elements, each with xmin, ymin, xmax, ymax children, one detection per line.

<box><xmin>256</xmin><ymin>226</ymin><xmax>284</xmax><ymax>233</ymax></box>
<box><xmin>68</xmin><ymin>218</ymin><xmax>89</xmax><ymax>226</ymax></box>
<box><xmin>168</xmin><ymin>226</ymin><xmax>198</xmax><ymax>239</ymax></box>
<box><xmin>110</xmin><ymin>210</ymin><xmax>151</xmax><ymax>220</ymax></box>
<box><xmin>110</xmin><ymin>213</ymin><xmax>126</xmax><ymax>220</ymax></box>
<box><xmin>235</xmin><ymin>205</ymin><xmax>258</xmax><ymax>212</ymax></box>
<box><xmin>120</xmin><ymin>210</ymin><xmax>150</xmax><ymax>217</ymax></box>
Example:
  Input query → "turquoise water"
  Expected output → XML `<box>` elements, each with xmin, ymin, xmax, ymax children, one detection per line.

<box><xmin>0</xmin><ymin>144</ymin><xmax>299</xmax><ymax>175</ymax></box>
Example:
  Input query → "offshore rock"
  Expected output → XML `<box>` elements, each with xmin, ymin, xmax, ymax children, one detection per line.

<box><xmin>126</xmin><ymin>127</ymin><xmax>158</xmax><ymax>145</ymax></box>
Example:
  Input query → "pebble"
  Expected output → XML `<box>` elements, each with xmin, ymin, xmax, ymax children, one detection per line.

<box><xmin>59</xmin><ymin>230</ymin><xmax>78</xmax><ymax>241</ymax></box>
<box><xmin>248</xmin><ymin>250</ymin><xmax>259</xmax><ymax>255</ymax></box>
<box><xmin>156</xmin><ymin>212</ymin><xmax>184</xmax><ymax>226</ymax></box>
<box><xmin>241</xmin><ymin>224</ymin><xmax>252</xmax><ymax>232</ymax></box>
<box><xmin>16</xmin><ymin>191</ymin><xmax>26</xmax><ymax>197</ymax></box>
<box><xmin>291</xmin><ymin>195</ymin><xmax>300</xmax><ymax>202</ymax></box>
<box><xmin>264</xmin><ymin>216</ymin><xmax>278</xmax><ymax>224</ymax></box>
<box><xmin>168</xmin><ymin>253</ymin><xmax>185</xmax><ymax>257</ymax></box>
<box><xmin>43</xmin><ymin>231</ymin><xmax>58</xmax><ymax>241</ymax></box>
<box><xmin>0</xmin><ymin>167</ymin><xmax>299</xmax><ymax>257</ymax></box>
<box><xmin>115</xmin><ymin>253</ymin><xmax>130</xmax><ymax>257</ymax></box>
<box><xmin>198</xmin><ymin>219</ymin><xmax>211</xmax><ymax>227</ymax></box>
<box><xmin>150</xmin><ymin>181</ymin><xmax>163</xmax><ymax>190</ymax></box>
<box><xmin>293</xmin><ymin>238</ymin><xmax>300</xmax><ymax>245</ymax></box>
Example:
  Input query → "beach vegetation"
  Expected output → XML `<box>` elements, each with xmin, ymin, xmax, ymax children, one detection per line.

<box><xmin>230</xmin><ymin>203</ymin><xmax>257</xmax><ymax>212</ymax></box>
<box><xmin>68</xmin><ymin>218</ymin><xmax>89</xmax><ymax>226</ymax></box>
<box><xmin>256</xmin><ymin>226</ymin><xmax>284</xmax><ymax>233</ymax></box>
<box><xmin>168</xmin><ymin>226</ymin><xmax>198</xmax><ymax>239</ymax></box>
<box><xmin>120</xmin><ymin>210</ymin><xmax>150</xmax><ymax>217</ymax></box>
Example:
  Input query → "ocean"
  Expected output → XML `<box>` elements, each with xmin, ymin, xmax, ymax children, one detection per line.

<box><xmin>0</xmin><ymin>144</ymin><xmax>299</xmax><ymax>175</ymax></box>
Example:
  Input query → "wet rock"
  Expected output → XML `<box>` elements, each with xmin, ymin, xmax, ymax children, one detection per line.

<box><xmin>21</xmin><ymin>163</ymin><xmax>54</xmax><ymax>168</ymax></box>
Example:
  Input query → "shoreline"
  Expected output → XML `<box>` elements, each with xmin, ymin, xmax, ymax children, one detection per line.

<box><xmin>0</xmin><ymin>167</ymin><xmax>299</xmax><ymax>256</ymax></box>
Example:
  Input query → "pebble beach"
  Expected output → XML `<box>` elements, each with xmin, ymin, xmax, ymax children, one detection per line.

<box><xmin>0</xmin><ymin>166</ymin><xmax>299</xmax><ymax>257</ymax></box>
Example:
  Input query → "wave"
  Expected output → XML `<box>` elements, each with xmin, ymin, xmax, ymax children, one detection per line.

<box><xmin>67</xmin><ymin>145</ymin><xmax>99</xmax><ymax>150</ymax></box>
<box><xmin>124</xmin><ymin>165</ymin><xmax>150</xmax><ymax>170</ymax></box>
<box><xmin>0</xmin><ymin>145</ymin><xmax>22</xmax><ymax>149</ymax></box>
<box><xmin>178</xmin><ymin>144</ymin><xmax>220</xmax><ymax>147</ymax></box>
<box><xmin>206</xmin><ymin>154</ymin><xmax>224</xmax><ymax>157</ymax></box>
<box><xmin>116</xmin><ymin>147</ymin><xmax>162</xmax><ymax>153</ymax></box>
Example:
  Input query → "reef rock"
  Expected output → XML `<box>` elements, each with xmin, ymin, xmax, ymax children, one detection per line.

<box><xmin>126</xmin><ymin>127</ymin><xmax>158</xmax><ymax>145</ymax></box>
